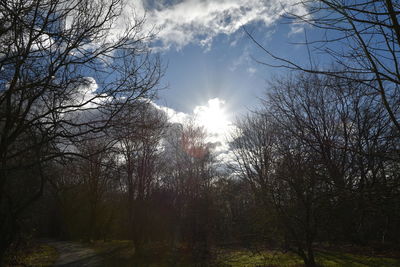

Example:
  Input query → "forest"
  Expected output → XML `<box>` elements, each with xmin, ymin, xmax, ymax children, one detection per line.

<box><xmin>1</xmin><ymin>0</ymin><xmax>400</xmax><ymax>266</ymax></box>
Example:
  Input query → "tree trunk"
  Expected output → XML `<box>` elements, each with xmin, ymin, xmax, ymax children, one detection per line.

<box><xmin>298</xmin><ymin>246</ymin><xmax>316</xmax><ymax>267</ymax></box>
<box><xmin>0</xmin><ymin>213</ymin><xmax>17</xmax><ymax>264</ymax></box>
<box><xmin>306</xmin><ymin>246</ymin><xmax>316</xmax><ymax>267</ymax></box>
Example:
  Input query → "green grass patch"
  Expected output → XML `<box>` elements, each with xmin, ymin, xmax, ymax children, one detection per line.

<box><xmin>216</xmin><ymin>249</ymin><xmax>303</xmax><ymax>267</ymax></box>
<box><xmin>82</xmin><ymin>241</ymin><xmax>400</xmax><ymax>267</ymax></box>
<box><xmin>316</xmin><ymin>250</ymin><xmax>400</xmax><ymax>267</ymax></box>
<box><xmin>5</xmin><ymin>244</ymin><xmax>58</xmax><ymax>267</ymax></box>
<box><xmin>215</xmin><ymin>249</ymin><xmax>400</xmax><ymax>267</ymax></box>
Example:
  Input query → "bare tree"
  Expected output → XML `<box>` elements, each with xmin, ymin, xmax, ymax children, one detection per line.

<box><xmin>162</xmin><ymin>121</ymin><xmax>217</xmax><ymax>263</ymax></box>
<box><xmin>248</xmin><ymin>0</ymin><xmax>400</xmax><ymax>136</ymax></box>
<box><xmin>112</xmin><ymin>102</ymin><xmax>167</xmax><ymax>254</ymax></box>
<box><xmin>268</xmin><ymin>72</ymin><xmax>400</xmax><ymax>243</ymax></box>
<box><xmin>232</xmin><ymin>71</ymin><xmax>400</xmax><ymax>266</ymax></box>
<box><xmin>0</xmin><ymin>0</ymin><xmax>161</xmax><ymax>259</ymax></box>
<box><xmin>76</xmin><ymin>137</ymin><xmax>118</xmax><ymax>241</ymax></box>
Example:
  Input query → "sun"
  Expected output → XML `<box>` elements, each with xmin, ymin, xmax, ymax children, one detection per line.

<box><xmin>194</xmin><ymin>98</ymin><xmax>231</xmax><ymax>136</ymax></box>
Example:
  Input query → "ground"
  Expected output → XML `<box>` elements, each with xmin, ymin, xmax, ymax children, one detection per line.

<box><xmin>47</xmin><ymin>241</ymin><xmax>102</xmax><ymax>266</ymax></box>
<box><xmin>6</xmin><ymin>241</ymin><xmax>400</xmax><ymax>266</ymax></box>
<box><xmin>217</xmin><ymin>249</ymin><xmax>400</xmax><ymax>267</ymax></box>
<box><xmin>4</xmin><ymin>243</ymin><xmax>58</xmax><ymax>266</ymax></box>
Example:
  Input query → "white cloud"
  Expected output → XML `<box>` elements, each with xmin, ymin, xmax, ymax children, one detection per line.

<box><xmin>152</xmin><ymin>98</ymin><xmax>237</xmax><ymax>162</ymax></box>
<box><xmin>133</xmin><ymin>0</ymin><xmax>307</xmax><ymax>50</ymax></box>
<box><xmin>152</xmin><ymin>103</ymin><xmax>190</xmax><ymax>124</ymax></box>
<box><xmin>193</xmin><ymin>98</ymin><xmax>232</xmax><ymax>137</ymax></box>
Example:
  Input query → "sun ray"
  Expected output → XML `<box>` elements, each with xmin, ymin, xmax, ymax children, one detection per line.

<box><xmin>194</xmin><ymin>98</ymin><xmax>231</xmax><ymax>136</ymax></box>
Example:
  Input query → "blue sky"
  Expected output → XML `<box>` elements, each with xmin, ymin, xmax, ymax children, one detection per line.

<box><xmin>134</xmin><ymin>0</ymin><xmax>313</xmax><ymax>119</ymax></box>
<box><xmin>124</xmin><ymin>0</ymin><xmax>318</xmax><ymax>155</ymax></box>
<box><xmin>157</xmin><ymin>24</ymin><xmax>312</xmax><ymax>121</ymax></box>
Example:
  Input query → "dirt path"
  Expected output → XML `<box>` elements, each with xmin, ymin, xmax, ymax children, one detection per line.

<box><xmin>46</xmin><ymin>241</ymin><xmax>102</xmax><ymax>266</ymax></box>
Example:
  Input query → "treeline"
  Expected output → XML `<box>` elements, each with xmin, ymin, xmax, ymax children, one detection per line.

<box><xmin>33</xmin><ymin>111</ymin><xmax>226</xmax><ymax>261</ymax></box>
<box><xmin>8</xmin><ymin>98</ymin><xmax>259</xmax><ymax>263</ymax></box>
<box><xmin>231</xmin><ymin>73</ymin><xmax>400</xmax><ymax>266</ymax></box>
<box><xmin>1</xmin><ymin>0</ymin><xmax>400</xmax><ymax>267</ymax></box>
<box><xmin>14</xmin><ymin>72</ymin><xmax>400</xmax><ymax>267</ymax></box>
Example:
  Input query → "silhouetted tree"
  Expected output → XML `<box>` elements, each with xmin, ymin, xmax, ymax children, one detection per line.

<box><xmin>248</xmin><ymin>0</ymin><xmax>400</xmax><ymax>136</ymax></box>
<box><xmin>0</xmin><ymin>0</ymin><xmax>161</xmax><ymax>259</ymax></box>
<box><xmin>162</xmin><ymin>122</ymin><xmax>217</xmax><ymax>264</ymax></box>
<box><xmin>113</xmin><ymin>102</ymin><xmax>167</xmax><ymax>254</ymax></box>
<box><xmin>232</xmin><ymin>72</ymin><xmax>400</xmax><ymax>266</ymax></box>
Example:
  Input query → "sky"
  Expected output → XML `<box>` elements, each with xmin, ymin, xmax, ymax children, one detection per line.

<box><xmin>126</xmin><ymin>0</ymin><xmax>316</xmax><ymax>156</ymax></box>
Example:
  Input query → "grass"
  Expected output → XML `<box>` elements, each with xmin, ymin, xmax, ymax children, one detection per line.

<box><xmin>216</xmin><ymin>249</ymin><xmax>303</xmax><ymax>267</ymax></box>
<box><xmin>5</xmin><ymin>244</ymin><xmax>58</xmax><ymax>267</ymax></box>
<box><xmin>95</xmin><ymin>241</ymin><xmax>201</xmax><ymax>267</ymax></box>
<box><xmin>216</xmin><ymin>249</ymin><xmax>400</xmax><ymax>267</ymax></box>
<box><xmin>46</xmin><ymin>239</ymin><xmax>400</xmax><ymax>267</ymax></box>
<box><xmin>316</xmin><ymin>250</ymin><xmax>400</xmax><ymax>267</ymax></box>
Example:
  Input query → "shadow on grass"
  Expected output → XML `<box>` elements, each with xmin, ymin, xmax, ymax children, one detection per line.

<box><xmin>214</xmin><ymin>248</ymin><xmax>400</xmax><ymax>267</ymax></box>
<box><xmin>316</xmin><ymin>250</ymin><xmax>400</xmax><ymax>267</ymax></box>
<box><xmin>100</xmin><ymin>245</ymin><xmax>211</xmax><ymax>267</ymax></box>
<box><xmin>85</xmin><ymin>242</ymin><xmax>400</xmax><ymax>267</ymax></box>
